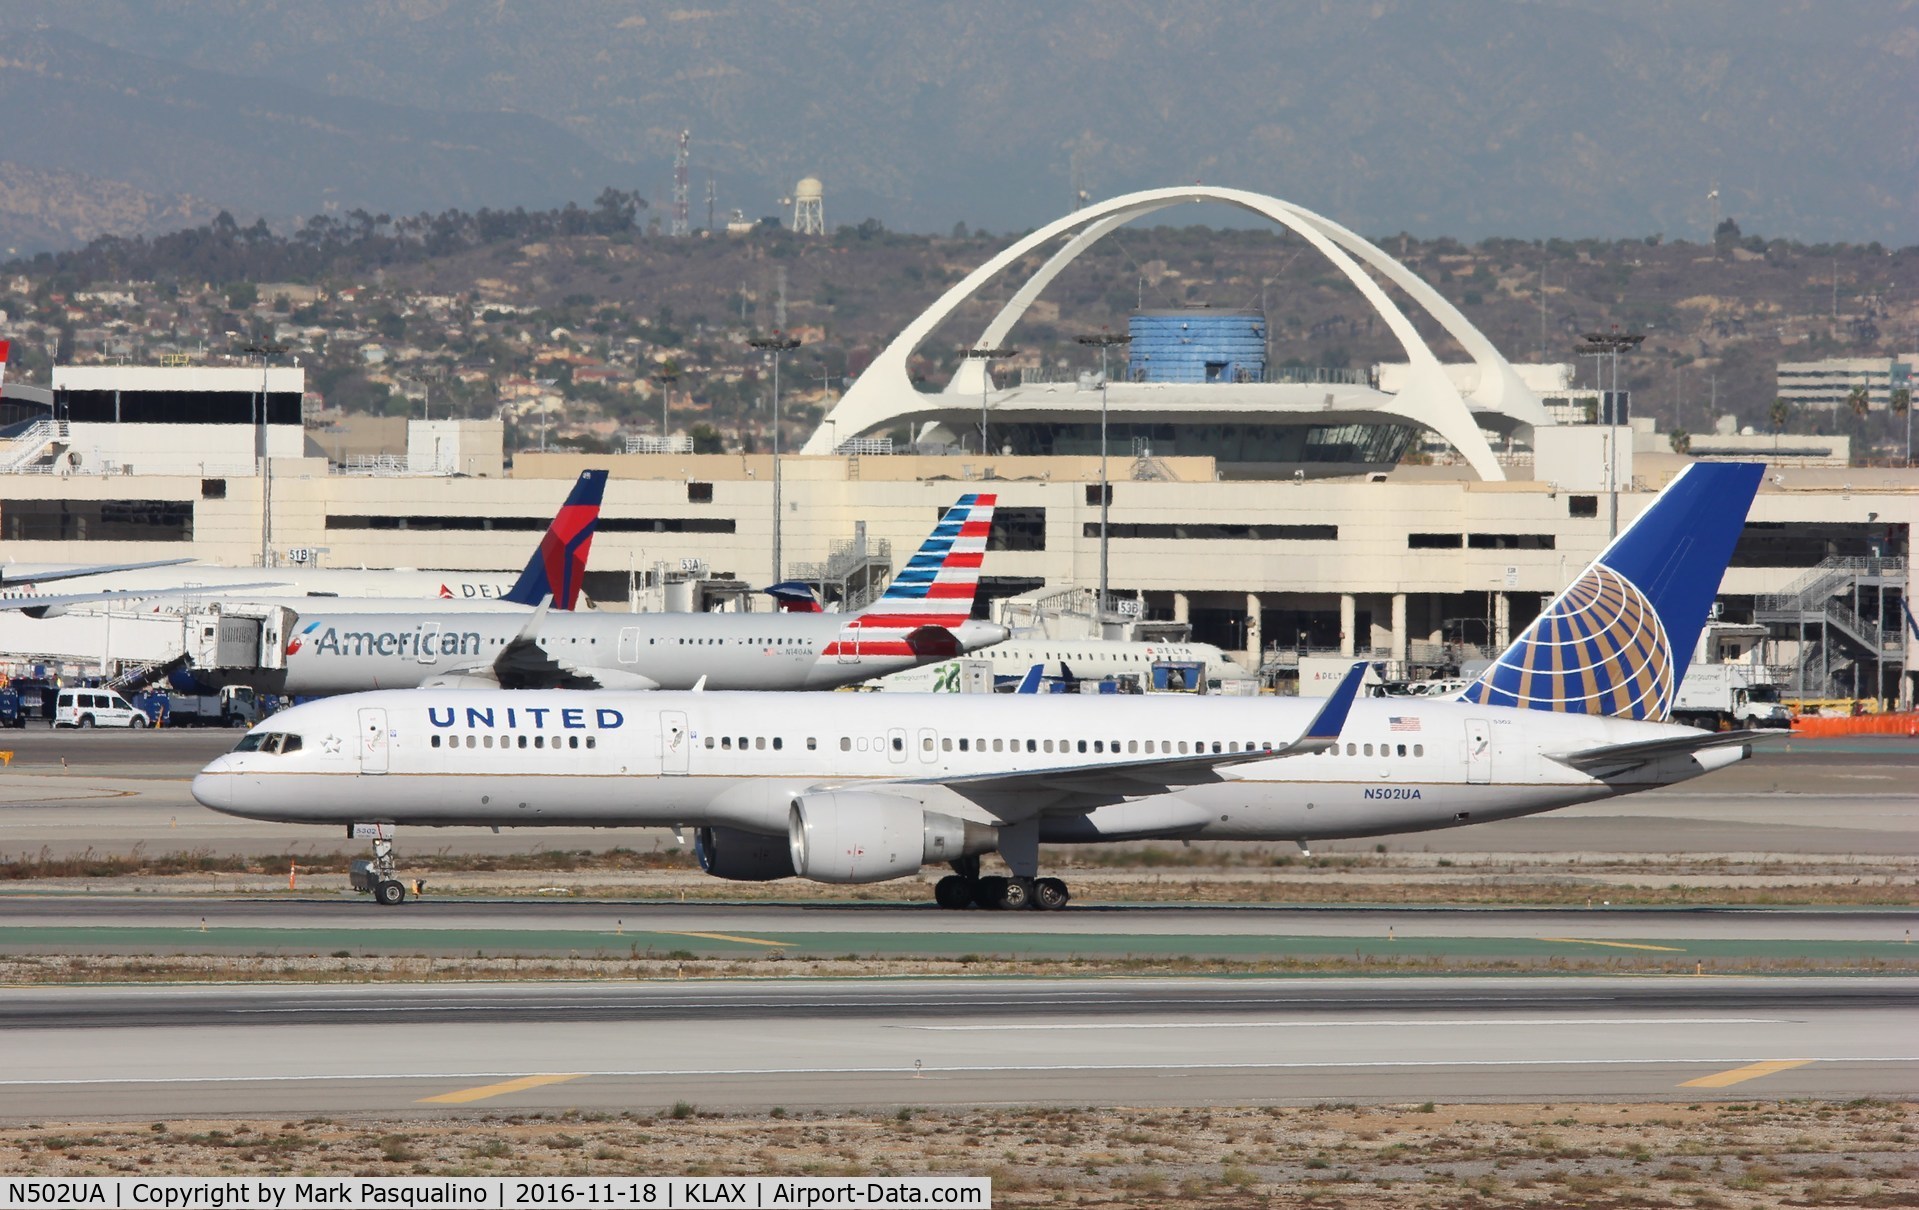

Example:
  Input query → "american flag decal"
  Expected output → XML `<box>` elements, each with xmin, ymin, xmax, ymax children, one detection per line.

<box><xmin>1388</xmin><ymin>716</ymin><xmax>1421</xmax><ymax>732</ymax></box>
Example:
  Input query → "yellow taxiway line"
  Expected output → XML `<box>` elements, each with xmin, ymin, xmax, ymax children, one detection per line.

<box><xmin>663</xmin><ymin>930</ymin><xmax>794</xmax><ymax>948</ymax></box>
<box><xmin>418</xmin><ymin>1073</ymin><xmax>587</xmax><ymax>1104</ymax></box>
<box><xmin>1680</xmin><ymin>1059</ymin><xmax>1815</xmax><ymax>1089</ymax></box>
<box><xmin>1538</xmin><ymin>937</ymin><xmax>1687</xmax><ymax>952</ymax></box>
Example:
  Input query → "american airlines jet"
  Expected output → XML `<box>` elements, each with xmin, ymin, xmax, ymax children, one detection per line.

<box><xmin>213</xmin><ymin>494</ymin><xmax>1009</xmax><ymax>694</ymax></box>
<box><xmin>193</xmin><ymin>464</ymin><xmax>1766</xmax><ymax>910</ymax></box>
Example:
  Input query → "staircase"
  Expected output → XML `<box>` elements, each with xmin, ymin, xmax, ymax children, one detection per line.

<box><xmin>787</xmin><ymin>524</ymin><xmax>894</xmax><ymax>612</ymax></box>
<box><xmin>107</xmin><ymin>652</ymin><xmax>191</xmax><ymax>695</ymax></box>
<box><xmin>1756</xmin><ymin>555</ymin><xmax>1906</xmax><ymax>697</ymax></box>
<box><xmin>0</xmin><ymin>419</ymin><xmax>69</xmax><ymax>473</ymax></box>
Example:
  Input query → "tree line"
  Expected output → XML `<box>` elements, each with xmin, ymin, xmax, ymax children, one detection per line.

<box><xmin>4</xmin><ymin>189</ymin><xmax>649</xmax><ymax>290</ymax></box>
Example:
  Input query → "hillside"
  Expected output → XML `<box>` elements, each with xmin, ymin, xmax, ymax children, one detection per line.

<box><xmin>0</xmin><ymin>2</ymin><xmax>1912</xmax><ymax>251</ymax></box>
<box><xmin>6</xmin><ymin>207</ymin><xmax>1913</xmax><ymax>453</ymax></box>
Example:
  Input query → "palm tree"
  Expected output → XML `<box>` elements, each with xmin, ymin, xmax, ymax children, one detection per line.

<box><xmin>1846</xmin><ymin>384</ymin><xmax>1871</xmax><ymax>420</ymax></box>
<box><xmin>1768</xmin><ymin>397</ymin><xmax>1792</xmax><ymax>433</ymax></box>
<box><xmin>1668</xmin><ymin>429</ymin><xmax>1692</xmax><ymax>455</ymax></box>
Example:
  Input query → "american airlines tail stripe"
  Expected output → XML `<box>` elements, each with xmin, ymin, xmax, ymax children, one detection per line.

<box><xmin>849</xmin><ymin>614</ymin><xmax>972</xmax><ymax>629</ymax></box>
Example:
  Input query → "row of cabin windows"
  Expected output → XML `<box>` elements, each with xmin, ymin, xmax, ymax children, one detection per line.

<box><xmin>1337</xmin><ymin>742</ymin><xmax>1424</xmax><ymax>757</ymax></box>
<box><xmin>646</xmin><ymin>735</ymin><xmax>1430</xmax><ymax>759</ymax></box>
<box><xmin>430</xmin><ymin>734</ymin><xmax>598</xmax><ymax>750</ymax></box>
<box><xmin>834</xmin><ymin>735</ymin><xmax>1278</xmax><ymax>756</ymax></box>
<box><xmin>663</xmin><ymin>637</ymin><xmax>812</xmax><ymax>647</ymax></box>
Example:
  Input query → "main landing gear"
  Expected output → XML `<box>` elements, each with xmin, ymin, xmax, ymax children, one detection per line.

<box><xmin>932</xmin><ymin>856</ymin><xmax>1070</xmax><ymax>911</ymax></box>
<box><xmin>347</xmin><ymin>835</ymin><xmax>418</xmax><ymax>906</ymax></box>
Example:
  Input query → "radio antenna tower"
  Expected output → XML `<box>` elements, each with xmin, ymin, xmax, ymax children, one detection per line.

<box><xmin>705</xmin><ymin>173</ymin><xmax>716</xmax><ymax>234</ymax></box>
<box><xmin>671</xmin><ymin>130</ymin><xmax>691</xmax><ymax>237</ymax></box>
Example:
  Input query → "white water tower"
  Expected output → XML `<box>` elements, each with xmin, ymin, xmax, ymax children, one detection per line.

<box><xmin>792</xmin><ymin>176</ymin><xmax>825</xmax><ymax>235</ymax></box>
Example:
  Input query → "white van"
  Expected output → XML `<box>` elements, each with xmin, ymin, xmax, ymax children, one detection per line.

<box><xmin>54</xmin><ymin>688</ymin><xmax>150</xmax><ymax>729</ymax></box>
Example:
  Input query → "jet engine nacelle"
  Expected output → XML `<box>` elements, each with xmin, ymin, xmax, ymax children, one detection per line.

<box><xmin>693</xmin><ymin>825</ymin><xmax>795</xmax><ymax>882</ymax></box>
<box><xmin>786</xmin><ymin>792</ymin><xmax>997</xmax><ymax>884</ymax></box>
<box><xmin>21</xmin><ymin>604</ymin><xmax>67</xmax><ymax>619</ymax></box>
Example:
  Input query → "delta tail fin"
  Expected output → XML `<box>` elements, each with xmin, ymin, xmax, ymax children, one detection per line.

<box><xmin>0</xmin><ymin>340</ymin><xmax>9</xmax><ymax>395</ymax></box>
<box><xmin>1458</xmin><ymin>462</ymin><xmax>1764</xmax><ymax>721</ymax></box>
<box><xmin>502</xmin><ymin>469</ymin><xmax>608</xmax><ymax>609</ymax></box>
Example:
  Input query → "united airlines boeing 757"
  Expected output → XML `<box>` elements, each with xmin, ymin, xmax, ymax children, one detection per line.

<box><xmin>194</xmin><ymin>464</ymin><xmax>1766</xmax><ymax>910</ymax></box>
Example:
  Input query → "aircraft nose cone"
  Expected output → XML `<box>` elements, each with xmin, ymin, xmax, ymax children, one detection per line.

<box><xmin>191</xmin><ymin>756</ymin><xmax>232</xmax><ymax>811</ymax></box>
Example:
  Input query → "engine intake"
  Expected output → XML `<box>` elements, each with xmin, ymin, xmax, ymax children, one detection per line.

<box><xmin>694</xmin><ymin>826</ymin><xmax>796</xmax><ymax>882</ymax></box>
<box><xmin>787</xmin><ymin>792</ymin><xmax>996</xmax><ymax>884</ymax></box>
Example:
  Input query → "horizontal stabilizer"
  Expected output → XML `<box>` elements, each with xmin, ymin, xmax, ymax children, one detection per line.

<box><xmin>1548</xmin><ymin>728</ymin><xmax>1768</xmax><ymax>774</ymax></box>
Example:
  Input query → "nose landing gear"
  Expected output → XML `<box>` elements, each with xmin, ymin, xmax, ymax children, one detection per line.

<box><xmin>347</xmin><ymin>832</ymin><xmax>419</xmax><ymax>906</ymax></box>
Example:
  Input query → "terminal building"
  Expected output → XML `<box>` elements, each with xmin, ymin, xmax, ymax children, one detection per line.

<box><xmin>0</xmin><ymin>188</ymin><xmax>1910</xmax><ymax>703</ymax></box>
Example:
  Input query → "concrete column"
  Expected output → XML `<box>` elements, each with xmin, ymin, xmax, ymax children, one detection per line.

<box><xmin>1391</xmin><ymin>593</ymin><xmax>1408</xmax><ymax>664</ymax></box>
<box><xmin>1493</xmin><ymin>592</ymin><xmax>1512</xmax><ymax>652</ymax></box>
<box><xmin>1245</xmin><ymin>593</ymin><xmax>1262</xmax><ymax>661</ymax></box>
<box><xmin>1339</xmin><ymin>593</ymin><xmax>1356</xmax><ymax>657</ymax></box>
<box><xmin>1172</xmin><ymin>592</ymin><xmax>1190</xmax><ymax>625</ymax></box>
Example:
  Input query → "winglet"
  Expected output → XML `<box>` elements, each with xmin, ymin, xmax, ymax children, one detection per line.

<box><xmin>1296</xmin><ymin>661</ymin><xmax>1367</xmax><ymax>748</ymax></box>
<box><xmin>1014</xmin><ymin>663</ymin><xmax>1045</xmax><ymax>694</ymax></box>
<box><xmin>503</xmin><ymin>469</ymin><xmax>608</xmax><ymax>609</ymax></box>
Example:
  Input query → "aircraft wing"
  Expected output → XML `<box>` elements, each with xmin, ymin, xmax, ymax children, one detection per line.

<box><xmin>823</xmin><ymin>662</ymin><xmax>1366</xmax><ymax>807</ymax></box>
<box><xmin>4</xmin><ymin>581</ymin><xmax>283</xmax><ymax>616</ymax></box>
<box><xmin>423</xmin><ymin>599</ymin><xmax>660</xmax><ymax>691</ymax></box>
<box><xmin>1546</xmin><ymin>728</ymin><xmax>1769</xmax><ymax>776</ymax></box>
<box><xmin>1</xmin><ymin>558</ymin><xmax>194</xmax><ymax>587</ymax></box>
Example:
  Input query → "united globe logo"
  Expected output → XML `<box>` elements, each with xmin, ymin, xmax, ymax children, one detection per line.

<box><xmin>1463</xmin><ymin>564</ymin><xmax>1674</xmax><ymax>720</ymax></box>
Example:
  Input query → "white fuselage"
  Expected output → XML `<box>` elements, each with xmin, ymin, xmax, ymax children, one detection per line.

<box><xmin>244</xmin><ymin>610</ymin><xmax>1006</xmax><ymax>694</ymax></box>
<box><xmin>0</xmin><ymin>564</ymin><xmax>534</xmax><ymax>606</ymax></box>
<box><xmin>193</xmin><ymin>688</ymin><xmax>1748</xmax><ymax>845</ymax></box>
<box><xmin>873</xmin><ymin>638</ymin><xmax>1257</xmax><ymax>694</ymax></box>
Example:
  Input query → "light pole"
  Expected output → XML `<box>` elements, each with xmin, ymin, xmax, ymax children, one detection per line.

<box><xmin>1580</xmin><ymin>330</ymin><xmax>1643</xmax><ymax>538</ymax></box>
<box><xmin>241</xmin><ymin>341</ymin><xmax>287</xmax><ymax>568</ymax></box>
<box><xmin>652</xmin><ymin>369</ymin><xmax>678</xmax><ymax>448</ymax></box>
<box><xmin>1077</xmin><ymin>330</ymin><xmax>1132</xmax><ymax>622</ymax></box>
<box><xmin>961</xmin><ymin>345</ymin><xmax>1018</xmax><ymax>456</ymax></box>
<box><xmin>750</xmin><ymin>332</ymin><xmax>801</xmax><ymax>584</ymax></box>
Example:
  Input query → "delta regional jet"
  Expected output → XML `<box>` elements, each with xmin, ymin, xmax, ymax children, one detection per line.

<box><xmin>217</xmin><ymin>494</ymin><xmax>1009</xmax><ymax>694</ymax></box>
<box><xmin>194</xmin><ymin>465</ymin><xmax>1767</xmax><ymax>910</ymax></box>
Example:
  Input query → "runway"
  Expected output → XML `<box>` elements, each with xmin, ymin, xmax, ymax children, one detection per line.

<box><xmin>1</xmin><ymin>732</ymin><xmax>1915</xmax><ymax>858</ymax></box>
<box><xmin>2</xmin><ymin>977</ymin><xmax>1911</xmax><ymax>1118</ymax></box>
<box><xmin>0</xmin><ymin>896</ymin><xmax>1912</xmax><ymax>965</ymax></box>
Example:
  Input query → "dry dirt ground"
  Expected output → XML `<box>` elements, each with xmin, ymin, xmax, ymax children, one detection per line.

<box><xmin>3</xmin><ymin>1101</ymin><xmax>1915</xmax><ymax>1208</ymax></box>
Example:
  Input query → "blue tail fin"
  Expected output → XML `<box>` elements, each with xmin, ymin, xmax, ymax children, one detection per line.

<box><xmin>1459</xmin><ymin>462</ymin><xmax>1764</xmax><ymax>720</ymax></box>
<box><xmin>503</xmin><ymin>470</ymin><xmax>608</xmax><ymax>609</ymax></box>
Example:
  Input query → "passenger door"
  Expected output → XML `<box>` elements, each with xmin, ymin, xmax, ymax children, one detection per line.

<box><xmin>1465</xmin><ymin>719</ymin><xmax>1492</xmax><ymax>785</ymax></box>
<box><xmin>618</xmin><ymin>627</ymin><xmax>640</xmax><ymax>665</ymax></box>
<box><xmin>836</xmin><ymin>620</ymin><xmax>863</xmax><ymax>664</ymax></box>
<box><xmin>417</xmin><ymin>621</ymin><xmax>441</xmax><ymax>665</ymax></box>
<box><xmin>358</xmin><ymin>708</ymin><xmax>390</xmax><ymax>775</ymax></box>
<box><xmin>887</xmin><ymin>726</ymin><xmax>908</xmax><ymax>764</ymax></box>
<box><xmin>917</xmin><ymin>727</ymin><xmax>939</xmax><ymax>765</ymax></box>
<box><xmin>661</xmin><ymin>710</ymin><xmax>689</xmax><ymax>775</ymax></box>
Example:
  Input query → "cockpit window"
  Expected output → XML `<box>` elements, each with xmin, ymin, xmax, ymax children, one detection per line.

<box><xmin>235</xmin><ymin>732</ymin><xmax>303</xmax><ymax>755</ymax></box>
